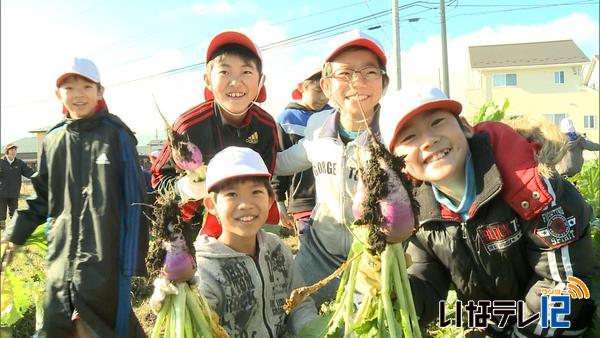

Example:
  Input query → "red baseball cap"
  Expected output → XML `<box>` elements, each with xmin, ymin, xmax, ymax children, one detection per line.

<box><xmin>325</xmin><ymin>30</ymin><xmax>387</xmax><ymax>66</ymax></box>
<box><xmin>4</xmin><ymin>144</ymin><xmax>17</xmax><ymax>153</ymax></box>
<box><xmin>204</xmin><ymin>31</ymin><xmax>267</xmax><ymax>103</ymax></box>
<box><xmin>291</xmin><ymin>66</ymin><xmax>323</xmax><ymax>100</ymax></box>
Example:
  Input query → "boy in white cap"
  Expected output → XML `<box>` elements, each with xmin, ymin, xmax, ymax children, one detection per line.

<box><xmin>272</xmin><ymin>65</ymin><xmax>333</xmax><ymax>232</ymax></box>
<box><xmin>1</xmin><ymin>57</ymin><xmax>148</xmax><ymax>337</ymax></box>
<box><xmin>151</xmin><ymin>30</ymin><xmax>280</xmax><ymax>240</ymax></box>
<box><xmin>193</xmin><ymin>146</ymin><xmax>316</xmax><ymax>336</ymax></box>
<box><xmin>556</xmin><ymin>117</ymin><xmax>599</xmax><ymax>177</ymax></box>
<box><xmin>275</xmin><ymin>29</ymin><xmax>389</xmax><ymax>306</ymax></box>
<box><xmin>377</xmin><ymin>86</ymin><xmax>595</xmax><ymax>337</ymax></box>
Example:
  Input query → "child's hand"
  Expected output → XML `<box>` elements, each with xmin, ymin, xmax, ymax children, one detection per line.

<box><xmin>277</xmin><ymin>202</ymin><xmax>294</xmax><ymax>229</ymax></box>
<box><xmin>150</xmin><ymin>277</ymin><xmax>178</xmax><ymax>314</ymax></box>
<box><xmin>355</xmin><ymin>252</ymin><xmax>412</xmax><ymax>295</ymax></box>
<box><xmin>0</xmin><ymin>240</ymin><xmax>21</xmax><ymax>272</ymax></box>
<box><xmin>176</xmin><ymin>174</ymin><xmax>207</xmax><ymax>201</ymax></box>
<box><xmin>356</xmin><ymin>252</ymin><xmax>382</xmax><ymax>294</ymax></box>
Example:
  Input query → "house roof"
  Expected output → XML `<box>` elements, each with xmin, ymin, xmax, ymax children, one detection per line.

<box><xmin>584</xmin><ymin>55</ymin><xmax>599</xmax><ymax>88</ymax></box>
<box><xmin>469</xmin><ymin>40</ymin><xmax>590</xmax><ymax>69</ymax></box>
<box><xmin>2</xmin><ymin>136</ymin><xmax>162</xmax><ymax>158</ymax></box>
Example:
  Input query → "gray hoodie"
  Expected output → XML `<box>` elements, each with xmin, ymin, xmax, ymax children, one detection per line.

<box><xmin>194</xmin><ymin>230</ymin><xmax>317</xmax><ymax>337</ymax></box>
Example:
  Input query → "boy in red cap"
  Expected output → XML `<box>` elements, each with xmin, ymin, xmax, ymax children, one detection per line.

<box><xmin>377</xmin><ymin>86</ymin><xmax>595</xmax><ymax>337</ymax></box>
<box><xmin>272</xmin><ymin>65</ymin><xmax>333</xmax><ymax>232</ymax></box>
<box><xmin>151</xmin><ymin>30</ymin><xmax>279</xmax><ymax>239</ymax></box>
<box><xmin>0</xmin><ymin>144</ymin><xmax>34</xmax><ymax>229</ymax></box>
<box><xmin>2</xmin><ymin>57</ymin><xmax>148</xmax><ymax>337</ymax></box>
<box><xmin>275</xmin><ymin>30</ymin><xmax>389</xmax><ymax>307</ymax></box>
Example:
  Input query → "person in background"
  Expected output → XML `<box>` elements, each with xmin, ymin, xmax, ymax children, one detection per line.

<box><xmin>143</xmin><ymin>150</ymin><xmax>161</xmax><ymax>193</ymax></box>
<box><xmin>0</xmin><ymin>144</ymin><xmax>35</xmax><ymax>229</ymax></box>
<box><xmin>556</xmin><ymin>117</ymin><xmax>599</xmax><ymax>177</ymax></box>
<box><xmin>272</xmin><ymin>65</ymin><xmax>333</xmax><ymax>233</ymax></box>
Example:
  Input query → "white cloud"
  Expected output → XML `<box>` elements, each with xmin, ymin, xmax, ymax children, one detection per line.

<box><xmin>161</xmin><ymin>0</ymin><xmax>259</xmax><ymax>20</ymax></box>
<box><xmin>2</xmin><ymin>8</ymin><xmax>598</xmax><ymax>146</ymax></box>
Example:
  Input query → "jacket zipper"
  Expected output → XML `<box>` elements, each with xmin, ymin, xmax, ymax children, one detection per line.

<box><xmin>254</xmin><ymin>257</ymin><xmax>275</xmax><ymax>338</ymax></box>
<box><xmin>68</xmin><ymin>133</ymin><xmax>85</xmax><ymax>280</ymax></box>
<box><xmin>340</xmin><ymin>144</ymin><xmax>347</xmax><ymax>226</ymax></box>
<box><xmin>461</xmin><ymin>220</ymin><xmax>484</xmax><ymax>269</ymax></box>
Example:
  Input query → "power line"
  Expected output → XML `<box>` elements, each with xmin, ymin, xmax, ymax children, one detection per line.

<box><xmin>448</xmin><ymin>0</ymin><xmax>598</xmax><ymax>18</ymax></box>
<box><xmin>3</xmin><ymin>0</ymin><xmax>596</xmax><ymax>108</ymax></box>
<box><xmin>93</xmin><ymin>0</ymin><xmax>372</xmax><ymax>62</ymax></box>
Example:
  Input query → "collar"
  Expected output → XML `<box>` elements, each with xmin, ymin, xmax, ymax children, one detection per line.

<box><xmin>65</xmin><ymin>108</ymin><xmax>110</xmax><ymax>132</ymax></box>
<box><xmin>318</xmin><ymin>104</ymin><xmax>381</xmax><ymax>144</ymax></box>
<box><xmin>474</xmin><ymin>122</ymin><xmax>552</xmax><ymax>220</ymax></box>
<box><xmin>214</xmin><ymin>102</ymin><xmax>254</xmax><ymax>128</ymax></box>
<box><xmin>415</xmin><ymin>133</ymin><xmax>503</xmax><ymax>223</ymax></box>
<box><xmin>431</xmin><ymin>150</ymin><xmax>476</xmax><ymax>220</ymax></box>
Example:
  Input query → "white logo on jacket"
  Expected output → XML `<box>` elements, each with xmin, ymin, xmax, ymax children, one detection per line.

<box><xmin>95</xmin><ymin>153</ymin><xmax>111</xmax><ymax>165</ymax></box>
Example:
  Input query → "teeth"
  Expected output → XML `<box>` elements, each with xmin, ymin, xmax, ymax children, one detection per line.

<box><xmin>239</xmin><ymin>216</ymin><xmax>255</xmax><ymax>222</ymax></box>
<box><xmin>349</xmin><ymin>95</ymin><xmax>368</xmax><ymax>101</ymax></box>
<box><xmin>426</xmin><ymin>149</ymin><xmax>450</xmax><ymax>163</ymax></box>
<box><xmin>228</xmin><ymin>92</ymin><xmax>245</xmax><ymax>98</ymax></box>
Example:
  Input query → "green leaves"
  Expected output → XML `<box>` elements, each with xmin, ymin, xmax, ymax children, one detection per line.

<box><xmin>1</xmin><ymin>224</ymin><xmax>46</xmax><ymax>328</ymax></box>
<box><xmin>569</xmin><ymin>159</ymin><xmax>600</xmax><ymax>217</ymax></box>
<box><xmin>472</xmin><ymin>98</ymin><xmax>510</xmax><ymax>124</ymax></box>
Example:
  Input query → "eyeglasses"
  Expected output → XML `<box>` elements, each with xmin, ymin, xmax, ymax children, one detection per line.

<box><xmin>329</xmin><ymin>66</ymin><xmax>386</xmax><ymax>82</ymax></box>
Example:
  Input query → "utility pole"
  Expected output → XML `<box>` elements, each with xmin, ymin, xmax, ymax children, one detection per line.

<box><xmin>440</xmin><ymin>0</ymin><xmax>450</xmax><ymax>96</ymax></box>
<box><xmin>392</xmin><ymin>0</ymin><xmax>401</xmax><ymax>91</ymax></box>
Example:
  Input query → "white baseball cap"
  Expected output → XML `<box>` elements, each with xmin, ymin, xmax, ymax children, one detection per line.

<box><xmin>325</xmin><ymin>29</ymin><xmax>387</xmax><ymax>65</ymax></box>
<box><xmin>56</xmin><ymin>57</ymin><xmax>101</xmax><ymax>87</ymax></box>
<box><xmin>559</xmin><ymin>117</ymin><xmax>575</xmax><ymax>133</ymax></box>
<box><xmin>379</xmin><ymin>86</ymin><xmax>462</xmax><ymax>152</ymax></box>
<box><xmin>206</xmin><ymin>146</ymin><xmax>271</xmax><ymax>192</ymax></box>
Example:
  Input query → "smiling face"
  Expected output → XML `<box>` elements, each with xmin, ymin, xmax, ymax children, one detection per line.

<box><xmin>55</xmin><ymin>75</ymin><xmax>104</xmax><ymax>119</ymax></box>
<box><xmin>204</xmin><ymin>54</ymin><xmax>261</xmax><ymax>121</ymax></box>
<box><xmin>204</xmin><ymin>177</ymin><xmax>273</xmax><ymax>239</ymax></box>
<box><xmin>321</xmin><ymin>49</ymin><xmax>386</xmax><ymax>123</ymax></box>
<box><xmin>392</xmin><ymin>110</ymin><xmax>472</xmax><ymax>190</ymax></box>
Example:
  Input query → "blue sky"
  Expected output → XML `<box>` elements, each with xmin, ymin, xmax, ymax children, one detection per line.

<box><xmin>1</xmin><ymin>0</ymin><xmax>598</xmax><ymax>145</ymax></box>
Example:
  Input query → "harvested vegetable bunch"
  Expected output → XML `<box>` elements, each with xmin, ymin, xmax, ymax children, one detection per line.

<box><xmin>285</xmin><ymin>137</ymin><xmax>421</xmax><ymax>338</ymax></box>
<box><xmin>146</xmin><ymin>188</ymin><xmax>228</xmax><ymax>338</ymax></box>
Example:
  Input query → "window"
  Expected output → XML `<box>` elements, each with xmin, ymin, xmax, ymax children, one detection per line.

<box><xmin>544</xmin><ymin>113</ymin><xmax>567</xmax><ymax>126</ymax></box>
<box><xmin>493</xmin><ymin>73</ymin><xmax>517</xmax><ymax>87</ymax></box>
<box><xmin>554</xmin><ymin>71</ymin><xmax>565</xmax><ymax>84</ymax></box>
<box><xmin>584</xmin><ymin>115</ymin><xmax>596</xmax><ymax>129</ymax></box>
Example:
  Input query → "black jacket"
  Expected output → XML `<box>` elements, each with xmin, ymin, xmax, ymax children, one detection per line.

<box><xmin>407</xmin><ymin>133</ymin><xmax>595</xmax><ymax>337</ymax></box>
<box><xmin>0</xmin><ymin>156</ymin><xmax>34</xmax><ymax>198</ymax></box>
<box><xmin>151</xmin><ymin>100</ymin><xmax>278</xmax><ymax>222</ymax></box>
<box><xmin>6</xmin><ymin>109</ymin><xmax>148</xmax><ymax>337</ymax></box>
